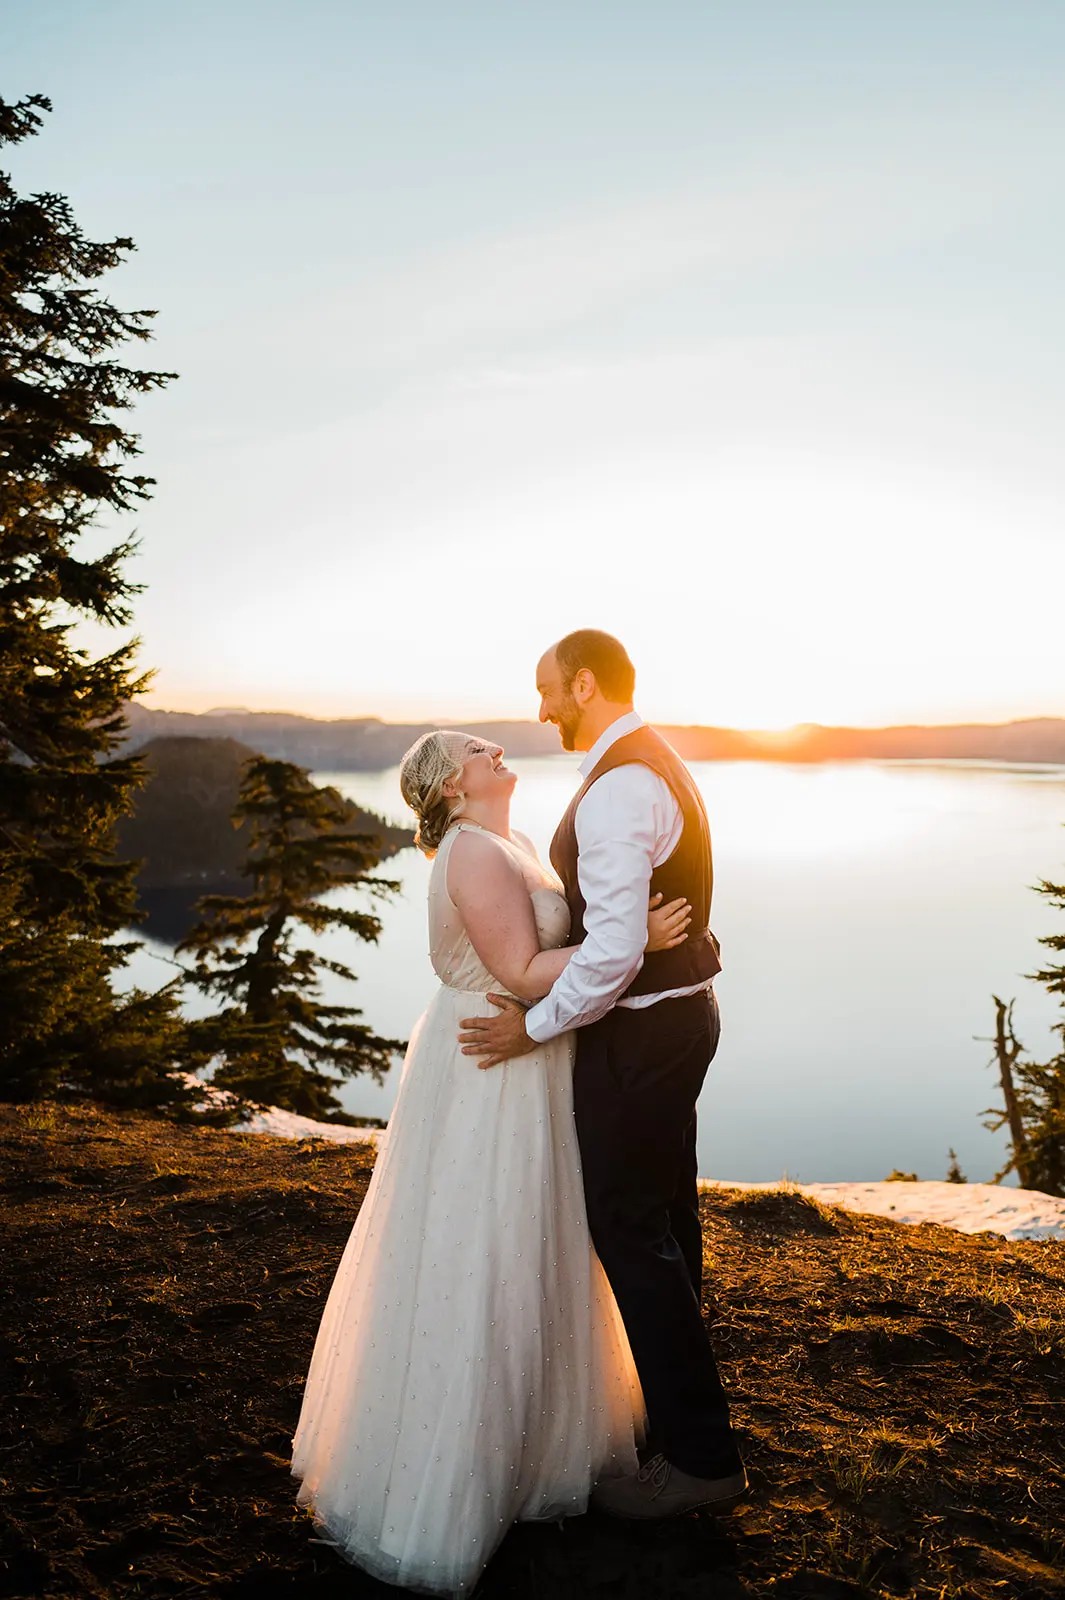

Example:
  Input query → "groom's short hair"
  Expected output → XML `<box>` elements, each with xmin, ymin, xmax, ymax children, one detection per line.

<box><xmin>554</xmin><ymin>629</ymin><xmax>635</xmax><ymax>702</ymax></box>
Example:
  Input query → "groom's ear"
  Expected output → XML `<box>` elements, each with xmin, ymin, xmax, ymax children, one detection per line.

<box><xmin>572</xmin><ymin>667</ymin><xmax>597</xmax><ymax>704</ymax></box>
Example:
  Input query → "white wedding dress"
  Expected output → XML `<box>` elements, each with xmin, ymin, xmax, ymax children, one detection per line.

<box><xmin>290</xmin><ymin>823</ymin><xmax>645</xmax><ymax>1595</ymax></box>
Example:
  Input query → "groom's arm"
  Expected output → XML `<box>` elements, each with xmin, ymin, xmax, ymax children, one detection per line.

<box><xmin>522</xmin><ymin>766</ymin><xmax>677</xmax><ymax>1044</ymax></box>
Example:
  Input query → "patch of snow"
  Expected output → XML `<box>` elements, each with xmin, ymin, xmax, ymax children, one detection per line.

<box><xmin>229</xmin><ymin>1102</ymin><xmax>384</xmax><ymax>1146</ymax></box>
<box><xmin>181</xmin><ymin>1076</ymin><xmax>1065</xmax><ymax>1241</ymax></box>
<box><xmin>177</xmin><ymin>1071</ymin><xmax>383</xmax><ymax>1147</ymax></box>
<box><xmin>701</xmin><ymin>1178</ymin><xmax>1065</xmax><ymax>1242</ymax></box>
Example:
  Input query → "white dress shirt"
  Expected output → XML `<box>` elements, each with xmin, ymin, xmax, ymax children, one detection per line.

<box><xmin>524</xmin><ymin>711</ymin><xmax>714</xmax><ymax>1045</ymax></box>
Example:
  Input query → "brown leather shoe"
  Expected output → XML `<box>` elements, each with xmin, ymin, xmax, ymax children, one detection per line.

<box><xmin>592</xmin><ymin>1453</ymin><xmax>748</xmax><ymax>1520</ymax></box>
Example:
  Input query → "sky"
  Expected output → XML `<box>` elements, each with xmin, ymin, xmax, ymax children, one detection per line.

<box><xmin>6</xmin><ymin>1</ymin><xmax>1065</xmax><ymax>728</ymax></box>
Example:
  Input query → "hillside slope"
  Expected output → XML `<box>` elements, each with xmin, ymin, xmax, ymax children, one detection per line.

<box><xmin>2</xmin><ymin>1101</ymin><xmax>1063</xmax><ymax>1600</ymax></box>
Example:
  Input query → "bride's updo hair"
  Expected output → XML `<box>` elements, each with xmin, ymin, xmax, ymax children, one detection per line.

<box><xmin>399</xmin><ymin>730</ymin><xmax>477</xmax><ymax>857</ymax></box>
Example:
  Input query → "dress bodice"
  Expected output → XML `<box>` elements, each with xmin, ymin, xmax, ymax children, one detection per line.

<box><xmin>428</xmin><ymin>823</ymin><xmax>571</xmax><ymax>993</ymax></box>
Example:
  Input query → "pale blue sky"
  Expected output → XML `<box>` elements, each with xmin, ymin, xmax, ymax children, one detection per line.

<box><xmin>7</xmin><ymin>2</ymin><xmax>1065</xmax><ymax>725</ymax></box>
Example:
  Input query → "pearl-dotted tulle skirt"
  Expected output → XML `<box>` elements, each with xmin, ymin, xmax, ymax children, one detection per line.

<box><xmin>290</xmin><ymin>984</ymin><xmax>645</xmax><ymax>1595</ymax></box>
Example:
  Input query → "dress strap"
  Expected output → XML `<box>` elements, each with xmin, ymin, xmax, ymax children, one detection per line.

<box><xmin>444</xmin><ymin>823</ymin><xmax>533</xmax><ymax>873</ymax></box>
<box><xmin>449</xmin><ymin>822</ymin><xmax>521</xmax><ymax>854</ymax></box>
<box><xmin>444</xmin><ymin>822</ymin><xmax>481</xmax><ymax>846</ymax></box>
<box><xmin>436</xmin><ymin>821</ymin><xmax>486</xmax><ymax>869</ymax></box>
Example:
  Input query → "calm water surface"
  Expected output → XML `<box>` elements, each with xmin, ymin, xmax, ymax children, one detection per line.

<box><xmin>126</xmin><ymin>759</ymin><xmax>1065</xmax><ymax>1184</ymax></box>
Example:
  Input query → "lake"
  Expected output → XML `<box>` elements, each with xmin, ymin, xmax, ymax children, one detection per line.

<box><xmin>123</xmin><ymin>758</ymin><xmax>1065</xmax><ymax>1185</ymax></box>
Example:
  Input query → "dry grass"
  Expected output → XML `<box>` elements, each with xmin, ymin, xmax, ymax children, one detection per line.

<box><xmin>2</xmin><ymin>1100</ymin><xmax>1064</xmax><ymax>1600</ymax></box>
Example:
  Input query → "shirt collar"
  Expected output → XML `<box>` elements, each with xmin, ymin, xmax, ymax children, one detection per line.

<box><xmin>578</xmin><ymin>710</ymin><xmax>644</xmax><ymax>779</ymax></box>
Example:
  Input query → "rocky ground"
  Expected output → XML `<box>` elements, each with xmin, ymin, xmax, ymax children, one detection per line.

<box><xmin>2</xmin><ymin>1100</ymin><xmax>1063</xmax><ymax>1600</ymax></box>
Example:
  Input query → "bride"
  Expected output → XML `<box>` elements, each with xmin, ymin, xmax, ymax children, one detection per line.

<box><xmin>290</xmin><ymin>730</ymin><xmax>692</xmax><ymax>1595</ymax></box>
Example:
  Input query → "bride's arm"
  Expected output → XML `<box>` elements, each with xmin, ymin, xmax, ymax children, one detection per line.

<box><xmin>446</xmin><ymin>831</ymin><xmax>576</xmax><ymax>1003</ymax></box>
<box><xmin>446</xmin><ymin>833</ymin><xmax>689</xmax><ymax>1004</ymax></box>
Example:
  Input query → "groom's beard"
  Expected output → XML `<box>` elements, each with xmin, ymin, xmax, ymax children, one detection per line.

<box><xmin>554</xmin><ymin>691</ymin><xmax>581</xmax><ymax>751</ymax></box>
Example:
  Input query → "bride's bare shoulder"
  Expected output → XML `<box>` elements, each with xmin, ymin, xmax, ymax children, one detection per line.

<box><xmin>444</xmin><ymin>826</ymin><xmax>524</xmax><ymax>901</ymax></box>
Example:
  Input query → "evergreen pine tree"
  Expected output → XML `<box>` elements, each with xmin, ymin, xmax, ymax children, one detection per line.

<box><xmin>1020</xmin><ymin>866</ymin><xmax>1065</xmax><ymax>1195</ymax></box>
<box><xmin>178</xmin><ymin>757</ymin><xmax>405</xmax><ymax>1120</ymax></box>
<box><xmin>0</xmin><ymin>93</ymin><xmax>195</xmax><ymax>1109</ymax></box>
<box><xmin>946</xmin><ymin>1148</ymin><xmax>967</xmax><ymax>1183</ymax></box>
<box><xmin>982</xmin><ymin>861</ymin><xmax>1065</xmax><ymax>1197</ymax></box>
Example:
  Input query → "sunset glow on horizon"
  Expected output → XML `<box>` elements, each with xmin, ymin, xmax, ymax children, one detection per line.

<box><xmin>8</xmin><ymin>3</ymin><xmax>1063</xmax><ymax>731</ymax></box>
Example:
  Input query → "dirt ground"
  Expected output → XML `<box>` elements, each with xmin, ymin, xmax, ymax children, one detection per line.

<box><xmin>2</xmin><ymin>1100</ymin><xmax>1063</xmax><ymax>1600</ymax></box>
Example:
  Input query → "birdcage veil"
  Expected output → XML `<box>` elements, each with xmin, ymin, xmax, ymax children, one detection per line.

<box><xmin>399</xmin><ymin>730</ymin><xmax>479</xmax><ymax>855</ymax></box>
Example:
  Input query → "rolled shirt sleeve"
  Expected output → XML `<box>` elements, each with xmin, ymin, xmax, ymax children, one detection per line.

<box><xmin>524</xmin><ymin>765</ymin><xmax>678</xmax><ymax>1043</ymax></box>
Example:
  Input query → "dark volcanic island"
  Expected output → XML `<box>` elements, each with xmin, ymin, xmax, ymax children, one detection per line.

<box><xmin>114</xmin><ymin>736</ymin><xmax>413</xmax><ymax>942</ymax></box>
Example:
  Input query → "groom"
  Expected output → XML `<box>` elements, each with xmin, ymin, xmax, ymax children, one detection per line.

<box><xmin>459</xmin><ymin>629</ymin><xmax>747</xmax><ymax>1517</ymax></box>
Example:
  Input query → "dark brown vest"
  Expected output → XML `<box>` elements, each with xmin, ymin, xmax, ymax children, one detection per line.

<box><xmin>549</xmin><ymin>724</ymin><xmax>722</xmax><ymax>998</ymax></box>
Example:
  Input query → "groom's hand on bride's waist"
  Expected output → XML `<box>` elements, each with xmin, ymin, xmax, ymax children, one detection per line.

<box><xmin>459</xmin><ymin>995</ymin><xmax>536</xmax><ymax>1070</ymax></box>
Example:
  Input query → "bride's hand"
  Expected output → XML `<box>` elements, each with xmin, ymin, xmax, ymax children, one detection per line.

<box><xmin>646</xmin><ymin>892</ymin><xmax>692</xmax><ymax>951</ymax></box>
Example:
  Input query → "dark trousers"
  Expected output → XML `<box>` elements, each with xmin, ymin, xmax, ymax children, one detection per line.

<box><xmin>574</xmin><ymin>986</ymin><xmax>742</xmax><ymax>1479</ymax></box>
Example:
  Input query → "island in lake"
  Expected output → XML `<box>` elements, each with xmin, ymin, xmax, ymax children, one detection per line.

<box><xmin>114</xmin><ymin>736</ymin><xmax>413</xmax><ymax>942</ymax></box>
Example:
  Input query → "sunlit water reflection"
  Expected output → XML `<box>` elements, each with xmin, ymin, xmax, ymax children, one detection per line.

<box><xmin>123</xmin><ymin>759</ymin><xmax>1065</xmax><ymax>1184</ymax></box>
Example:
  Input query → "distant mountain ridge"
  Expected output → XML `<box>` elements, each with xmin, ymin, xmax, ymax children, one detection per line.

<box><xmin>122</xmin><ymin>704</ymin><xmax>1065</xmax><ymax>769</ymax></box>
